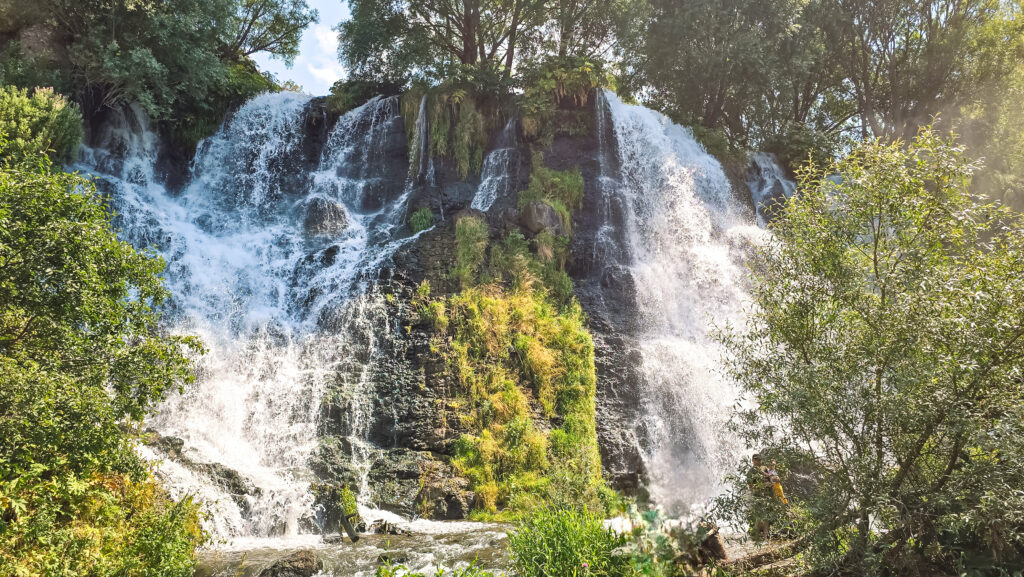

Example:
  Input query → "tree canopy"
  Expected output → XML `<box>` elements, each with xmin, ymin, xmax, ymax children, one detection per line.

<box><xmin>336</xmin><ymin>0</ymin><xmax>634</xmax><ymax>82</ymax></box>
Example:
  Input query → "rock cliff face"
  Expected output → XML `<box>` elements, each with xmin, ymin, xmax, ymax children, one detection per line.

<box><xmin>297</xmin><ymin>93</ymin><xmax>651</xmax><ymax>518</ymax></box>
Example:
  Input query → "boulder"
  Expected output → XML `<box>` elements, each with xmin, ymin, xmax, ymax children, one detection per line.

<box><xmin>415</xmin><ymin>459</ymin><xmax>474</xmax><ymax>520</ymax></box>
<box><xmin>304</xmin><ymin>197</ymin><xmax>348</xmax><ymax>236</ymax></box>
<box><xmin>521</xmin><ymin>201</ymin><xmax>566</xmax><ymax>236</ymax></box>
<box><xmin>151</xmin><ymin>434</ymin><xmax>185</xmax><ymax>459</ymax></box>
<box><xmin>258</xmin><ymin>550</ymin><xmax>322</xmax><ymax>577</ymax></box>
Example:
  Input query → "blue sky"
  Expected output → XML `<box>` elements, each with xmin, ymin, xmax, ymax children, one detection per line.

<box><xmin>252</xmin><ymin>0</ymin><xmax>350</xmax><ymax>96</ymax></box>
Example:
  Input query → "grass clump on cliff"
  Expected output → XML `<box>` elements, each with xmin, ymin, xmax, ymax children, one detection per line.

<box><xmin>418</xmin><ymin>215</ymin><xmax>609</xmax><ymax>519</ymax></box>
<box><xmin>519</xmin><ymin>151</ymin><xmax>584</xmax><ymax>235</ymax></box>
<box><xmin>401</xmin><ymin>74</ymin><xmax>513</xmax><ymax>180</ymax></box>
<box><xmin>408</xmin><ymin>206</ymin><xmax>435</xmax><ymax>234</ymax></box>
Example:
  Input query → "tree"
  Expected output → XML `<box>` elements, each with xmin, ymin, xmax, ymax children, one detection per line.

<box><xmin>619</xmin><ymin>0</ymin><xmax>834</xmax><ymax>144</ymax></box>
<box><xmin>337</xmin><ymin>0</ymin><xmax>574</xmax><ymax>82</ymax></box>
<box><xmin>225</xmin><ymin>0</ymin><xmax>318</xmax><ymax>64</ymax></box>
<box><xmin>828</xmin><ymin>0</ymin><xmax>1020</xmax><ymax>140</ymax></box>
<box><xmin>0</xmin><ymin>158</ymin><xmax>207</xmax><ymax>575</ymax></box>
<box><xmin>720</xmin><ymin>128</ymin><xmax>1024</xmax><ymax>573</ymax></box>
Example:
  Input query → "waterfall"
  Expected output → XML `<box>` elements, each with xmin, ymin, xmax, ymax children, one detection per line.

<box><xmin>76</xmin><ymin>92</ymin><xmax>411</xmax><ymax>540</ymax></box>
<box><xmin>599</xmin><ymin>91</ymin><xmax>765</xmax><ymax>512</ymax></box>
<box><xmin>470</xmin><ymin>119</ymin><xmax>519</xmax><ymax>211</ymax></box>
<box><xmin>746</xmin><ymin>152</ymin><xmax>796</xmax><ymax>225</ymax></box>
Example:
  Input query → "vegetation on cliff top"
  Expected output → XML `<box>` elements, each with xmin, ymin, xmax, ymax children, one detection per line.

<box><xmin>0</xmin><ymin>0</ymin><xmax>317</xmax><ymax>149</ymax></box>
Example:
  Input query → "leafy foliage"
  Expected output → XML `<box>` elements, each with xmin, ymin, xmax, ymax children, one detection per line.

<box><xmin>409</xmin><ymin>206</ymin><xmax>436</xmax><ymax>234</ymax></box>
<box><xmin>719</xmin><ymin>128</ymin><xmax>1024</xmax><ymax>574</ymax></box>
<box><xmin>508</xmin><ymin>508</ymin><xmax>632</xmax><ymax>577</ymax></box>
<box><xmin>0</xmin><ymin>0</ymin><xmax>315</xmax><ymax>148</ymax></box>
<box><xmin>0</xmin><ymin>161</ymin><xmax>206</xmax><ymax>576</ymax></box>
<box><xmin>0</xmin><ymin>86</ymin><xmax>82</xmax><ymax>165</ymax></box>
<box><xmin>224</xmin><ymin>0</ymin><xmax>318</xmax><ymax>64</ymax></box>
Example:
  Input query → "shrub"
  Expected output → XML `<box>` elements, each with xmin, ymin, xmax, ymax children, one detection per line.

<box><xmin>509</xmin><ymin>508</ymin><xmax>633</xmax><ymax>577</ymax></box>
<box><xmin>409</xmin><ymin>206</ymin><xmax>435</xmax><ymax>233</ymax></box>
<box><xmin>0</xmin><ymin>86</ymin><xmax>83</xmax><ymax>165</ymax></box>
<box><xmin>0</xmin><ymin>471</ymin><xmax>206</xmax><ymax>577</ymax></box>
<box><xmin>452</xmin><ymin>215</ymin><xmax>489</xmax><ymax>288</ymax></box>
<box><xmin>519</xmin><ymin>152</ymin><xmax>584</xmax><ymax>235</ymax></box>
<box><xmin>0</xmin><ymin>162</ymin><xmax>205</xmax><ymax>576</ymax></box>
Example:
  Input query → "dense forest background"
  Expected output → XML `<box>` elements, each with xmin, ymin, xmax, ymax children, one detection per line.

<box><xmin>1</xmin><ymin>0</ymin><xmax>1024</xmax><ymax>576</ymax></box>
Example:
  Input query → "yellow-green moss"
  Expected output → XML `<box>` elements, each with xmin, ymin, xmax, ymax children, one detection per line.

<box><xmin>518</xmin><ymin>151</ymin><xmax>584</xmax><ymax>236</ymax></box>
<box><xmin>417</xmin><ymin>217</ymin><xmax>606</xmax><ymax>519</ymax></box>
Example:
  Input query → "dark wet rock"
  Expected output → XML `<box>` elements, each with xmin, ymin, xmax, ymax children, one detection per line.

<box><xmin>442</xmin><ymin>181</ymin><xmax>477</xmax><ymax>207</ymax></box>
<box><xmin>368</xmin><ymin>520</ymin><xmax>409</xmax><ymax>535</ymax></box>
<box><xmin>745</xmin><ymin>153</ymin><xmax>795</xmax><ymax>223</ymax></box>
<box><xmin>151</xmin><ymin>434</ymin><xmax>185</xmax><ymax>459</ymax></box>
<box><xmin>304</xmin><ymin>197</ymin><xmax>348</xmax><ymax>236</ymax></box>
<box><xmin>367</xmin><ymin>449</ymin><xmax>422</xmax><ymax>517</ymax></box>
<box><xmin>416</xmin><ymin>459</ymin><xmax>474</xmax><ymax>520</ymax></box>
<box><xmin>520</xmin><ymin>201</ymin><xmax>566</xmax><ymax>236</ymax></box>
<box><xmin>258</xmin><ymin>550</ymin><xmax>323</xmax><ymax>577</ymax></box>
<box><xmin>145</xmin><ymin>432</ymin><xmax>261</xmax><ymax>516</ymax></box>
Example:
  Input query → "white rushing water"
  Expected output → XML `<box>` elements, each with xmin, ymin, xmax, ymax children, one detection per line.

<box><xmin>76</xmin><ymin>92</ymin><xmax>411</xmax><ymax>541</ymax></box>
<box><xmin>601</xmin><ymin>91</ymin><xmax>765</xmax><ymax>512</ymax></box>
<box><xmin>470</xmin><ymin>119</ymin><xmax>519</xmax><ymax>211</ymax></box>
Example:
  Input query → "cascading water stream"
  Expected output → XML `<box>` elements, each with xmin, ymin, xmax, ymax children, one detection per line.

<box><xmin>76</xmin><ymin>92</ymin><xmax>414</xmax><ymax>541</ymax></box>
<box><xmin>598</xmin><ymin>91</ymin><xmax>765</xmax><ymax>513</ymax></box>
<box><xmin>746</xmin><ymin>152</ymin><xmax>796</xmax><ymax>225</ymax></box>
<box><xmin>470</xmin><ymin>119</ymin><xmax>519</xmax><ymax>212</ymax></box>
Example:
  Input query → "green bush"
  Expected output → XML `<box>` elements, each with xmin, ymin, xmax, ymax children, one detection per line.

<box><xmin>509</xmin><ymin>508</ymin><xmax>633</xmax><ymax>577</ymax></box>
<box><xmin>409</xmin><ymin>206</ymin><xmax>435</xmax><ymax>233</ymax></box>
<box><xmin>0</xmin><ymin>86</ymin><xmax>83</xmax><ymax>165</ymax></box>
<box><xmin>0</xmin><ymin>162</ymin><xmax>205</xmax><ymax>575</ymax></box>
<box><xmin>519</xmin><ymin>152</ymin><xmax>584</xmax><ymax>235</ymax></box>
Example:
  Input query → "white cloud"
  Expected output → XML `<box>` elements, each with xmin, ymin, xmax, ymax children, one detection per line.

<box><xmin>251</xmin><ymin>0</ymin><xmax>351</xmax><ymax>95</ymax></box>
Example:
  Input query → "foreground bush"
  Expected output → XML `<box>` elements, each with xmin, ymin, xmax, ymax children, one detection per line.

<box><xmin>508</xmin><ymin>508</ymin><xmax>632</xmax><ymax>577</ymax></box>
<box><xmin>0</xmin><ymin>162</ymin><xmax>205</xmax><ymax>575</ymax></box>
